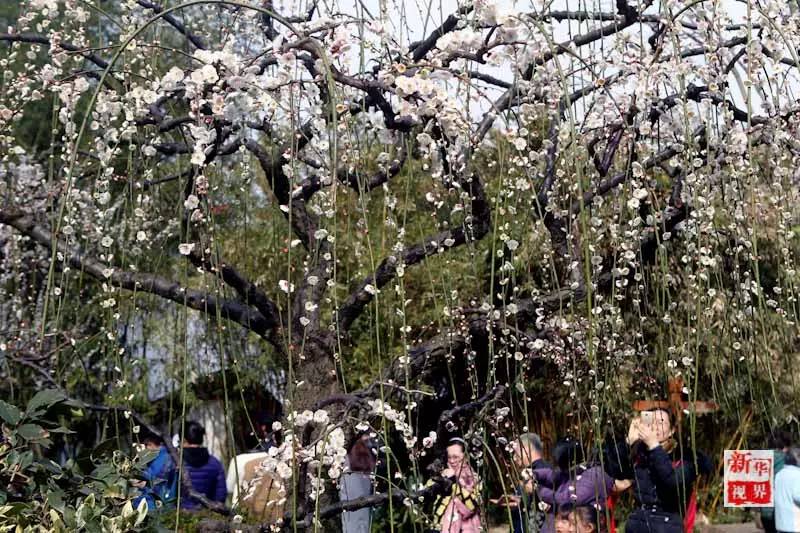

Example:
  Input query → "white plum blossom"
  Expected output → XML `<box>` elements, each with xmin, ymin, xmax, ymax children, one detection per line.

<box><xmin>190</xmin><ymin>64</ymin><xmax>219</xmax><ymax>86</ymax></box>
<box><xmin>279</xmin><ymin>280</ymin><xmax>295</xmax><ymax>293</ymax></box>
<box><xmin>313</xmin><ymin>409</ymin><xmax>329</xmax><ymax>425</ymax></box>
<box><xmin>184</xmin><ymin>195</ymin><xmax>200</xmax><ymax>210</ymax></box>
<box><xmin>159</xmin><ymin>67</ymin><xmax>185</xmax><ymax>91</ymax></box>
<box><xmin>178</xmin><ymin>243</ymin><xmax>195</xmax><ymax>255</ymax></box>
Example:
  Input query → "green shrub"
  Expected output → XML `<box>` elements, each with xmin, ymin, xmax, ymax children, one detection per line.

<box><xmin>0</xmin><ymin>390</ymin><xmax>152</xmax><ymax>532</ymax></box>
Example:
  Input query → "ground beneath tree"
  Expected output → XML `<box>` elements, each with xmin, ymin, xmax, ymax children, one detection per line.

<box><xmin>700</xmin><ymin>523</ymin><xmax>759</xmax><ymax>533</ymax></box>
<box><xmin>486</xmin><ymin>522</ymin><xmax>759</xmax><ymax>533</ymax></box>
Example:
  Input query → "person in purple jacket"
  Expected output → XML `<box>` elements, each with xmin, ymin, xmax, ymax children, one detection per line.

<box><xmin>529</xmin><ymin>437</ymin><xmax>623</xmax><ymax>513</ymax></box>
<box><xmin>179</xmin><ymin>421</ymin><xmax>227</xmax><ymax>510</ymax></box>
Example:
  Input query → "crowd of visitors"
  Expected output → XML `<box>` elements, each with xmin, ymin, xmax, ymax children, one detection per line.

<box><xmin>131</xmin><ymin>410</ymin><xmax>800</xmax><ymax>533</ymax></box>
<box><xmin>436</xmin><ymin>408</ymin><xmax>712</xmax><ymax>533</ymax></box>
<box><xmin>133</xmin><ymin>420</ymin><xmax>227</xmax><ymax>511</ymax></box>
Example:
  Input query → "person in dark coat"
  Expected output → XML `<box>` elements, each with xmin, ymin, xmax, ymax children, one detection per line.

<box><xmin>179</xmin><ymin>421</ymin><xmax>227</xmax><ymax>510</ymax></box>
<box><xmin>604</xmin><ymin>410</ymin><xmax>712</xmax><ymax>533</ymax></box>
<box><xmin>492</xmin><ymin>433</ymin><xmax>553</xmax><ymax>533</ymax></box>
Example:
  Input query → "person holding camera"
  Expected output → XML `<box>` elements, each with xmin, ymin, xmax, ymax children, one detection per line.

<box><xmin>604</xmin><ymin>410</ymin><xmax>711</xmax><ymax>533</ymax></box>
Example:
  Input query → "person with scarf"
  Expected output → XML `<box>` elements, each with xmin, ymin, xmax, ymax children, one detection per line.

<box><xmin>432</xmin><ymin>437</ymin><xmax>482</xmax><ymax>533</ymax></box>
<box><xmin>604</xmin><ymin>410</ymin><xmax>712</xmax><ymax>533</ymax></box>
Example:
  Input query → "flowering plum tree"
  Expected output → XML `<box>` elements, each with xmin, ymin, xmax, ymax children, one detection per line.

<box><xmin>1</xmin><ymin>0</ymin><xmax>800</xmax><ymax>529</ymax></box>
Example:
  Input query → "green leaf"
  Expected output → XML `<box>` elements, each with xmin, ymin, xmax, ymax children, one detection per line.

<box><xmin>48</xmin><ymin>426</ymin><xmax>75</xmax><ymax>434</ymax></box>
<box><xmin>134</xmin><ymin>498</ymin><xmax>148</xmax><ymax>526</ymax></box>
<box><xmin>0</xmin><ymin>399</ymin><xmax>22</xmax><ymax>425</ymax></box>
<box><xmin>88</xmin><ymin>438</ymin><xmax>117</xmax><ymax>461</ymax></box>
<box><xmin>42</xmin><ymin>458</ymin><xmax>63</xmax><ymax>474</ymax></box>
<box><xmin>26</xmin><ymin>389</ymin><xmax>66</xmax><ymax>414</ymax></box>
<box><xmin>47</xmin><ymin>489</ymin><xmax>66</xmax><ymax>514</ymax></box>
<box><xmin>134</xmin><ymin>449</ymin><xmax>158</xmax><ymax>467</ymax></box>
<box><xmin>17</xmin><ymin>423</ymin><xmax>47</xmax><ymax>440</ymax></box>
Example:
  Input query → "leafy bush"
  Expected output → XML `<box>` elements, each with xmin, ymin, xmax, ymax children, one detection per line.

<box><xmin>0</xmin><ymin>390</ymin><xmax>151</xmax><ymax>532</ymax></box>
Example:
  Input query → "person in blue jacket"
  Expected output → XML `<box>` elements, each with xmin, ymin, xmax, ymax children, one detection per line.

<box><xmin>134</xmin><ymin>433</ymin><xmax>177</xmax><ymax>510</ymax></box>
<box><xmin>179</xmin><ymin>421</ymin><xmax>227</xmax><ymax>510</ymax></box>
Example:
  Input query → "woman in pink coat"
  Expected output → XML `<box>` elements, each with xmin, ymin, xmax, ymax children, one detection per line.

<box><xmin>433</xmin><ymin>438</ymin><xmax>482</xmax><ymax>533</ymax></box>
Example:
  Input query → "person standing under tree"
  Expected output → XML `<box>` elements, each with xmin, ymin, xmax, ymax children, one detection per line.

<box><xmin>492</xmin><ymin>433</ymin><xmax>553</xmax><ymax>533</ymax></box>
<box><xmin>604</xmin><ymin>410</ymin><xmax>711</xmax><ymax>533</ymax></box>
<box><xmin>760</xmin><ymin>431</ymin><xmax>793</xmax><ymax>533</ymax></box>
<box><xmin>432</xmin><ymin>438</ymin><xmax>482</xmax><ymax>533</ymax></box>
<box><xmin>179</xmin><ymin>421</ymin><xmax>227</xmax><ymax>510</ymax></box>
<box><xmin>774</xmin><ymin>447</ymin><xmax>800</xmax><ymax>533</ymax></box>
<box><xmin>340</xmin><ymin>432</ymin><xmax>377</xmax><ymax>533</ymax></box>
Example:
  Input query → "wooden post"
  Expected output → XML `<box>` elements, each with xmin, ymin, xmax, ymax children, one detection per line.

<box><xmin>632</xmin><ymin>377</ymin><xmax>719</xmax><ymax>424</ymax></box>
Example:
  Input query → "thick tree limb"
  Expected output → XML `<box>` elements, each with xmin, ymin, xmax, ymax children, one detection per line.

<box><xmin>336</xmin><ymin>173</ymin><xmax>491</xmax><ymax>332</ymax></box>
<box><xmin>437</xmin><ymin>385</ymin><xmax>506</xmax><ymax>436</ymax></box>
<box><xmin>187</xmin><ymin>250</ymin><xmax>282</xmax><ymax>328</ymax></box>
<box><xmin>244</xmin><ymin>138</ymin><xmax>319</xmax><ymax>250</ymax></box>
<box><xmin>0</xmin><ymin>210</ymin><xmax>277</xmax><ymax>336</ymax></box>
<box><xmin>295</xmin><ymin>146</ymin><xmax>408</xmax><ymax>200</ymax></box>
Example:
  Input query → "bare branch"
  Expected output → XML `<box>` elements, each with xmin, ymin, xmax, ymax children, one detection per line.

<box><xmin>0</xmin><ymin>32</ymin><xmax>109</xmax><ymax>69</ymax></box>
<box><xmin>136</xmin><ymin>0</ymin><xmax>208</xmax><ymax>50</ymax></box>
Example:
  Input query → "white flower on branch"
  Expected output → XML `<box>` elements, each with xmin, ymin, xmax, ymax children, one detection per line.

<box><xmin>279</xmin><ymin>280</ymin><xmax>295</xmax><ymax>293</ymax></box>
<box><xmin>184</xmin><ymin>195</ymin><xmax>200</xmax><ymax>210</ymax></box>
<box><xmin>159</xmin><ymin>66</ymin><xmax>185</xmax><ymax>91</ymax></box>
<box><xmin>178</xmin><ymin>243</ymin><xmax>195</xmax><ymax>255</ymax></box>
<box><xmin>190</xmin><ymin>64</ymin><xmax>219</xmax><ymax>86</ymax></box>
